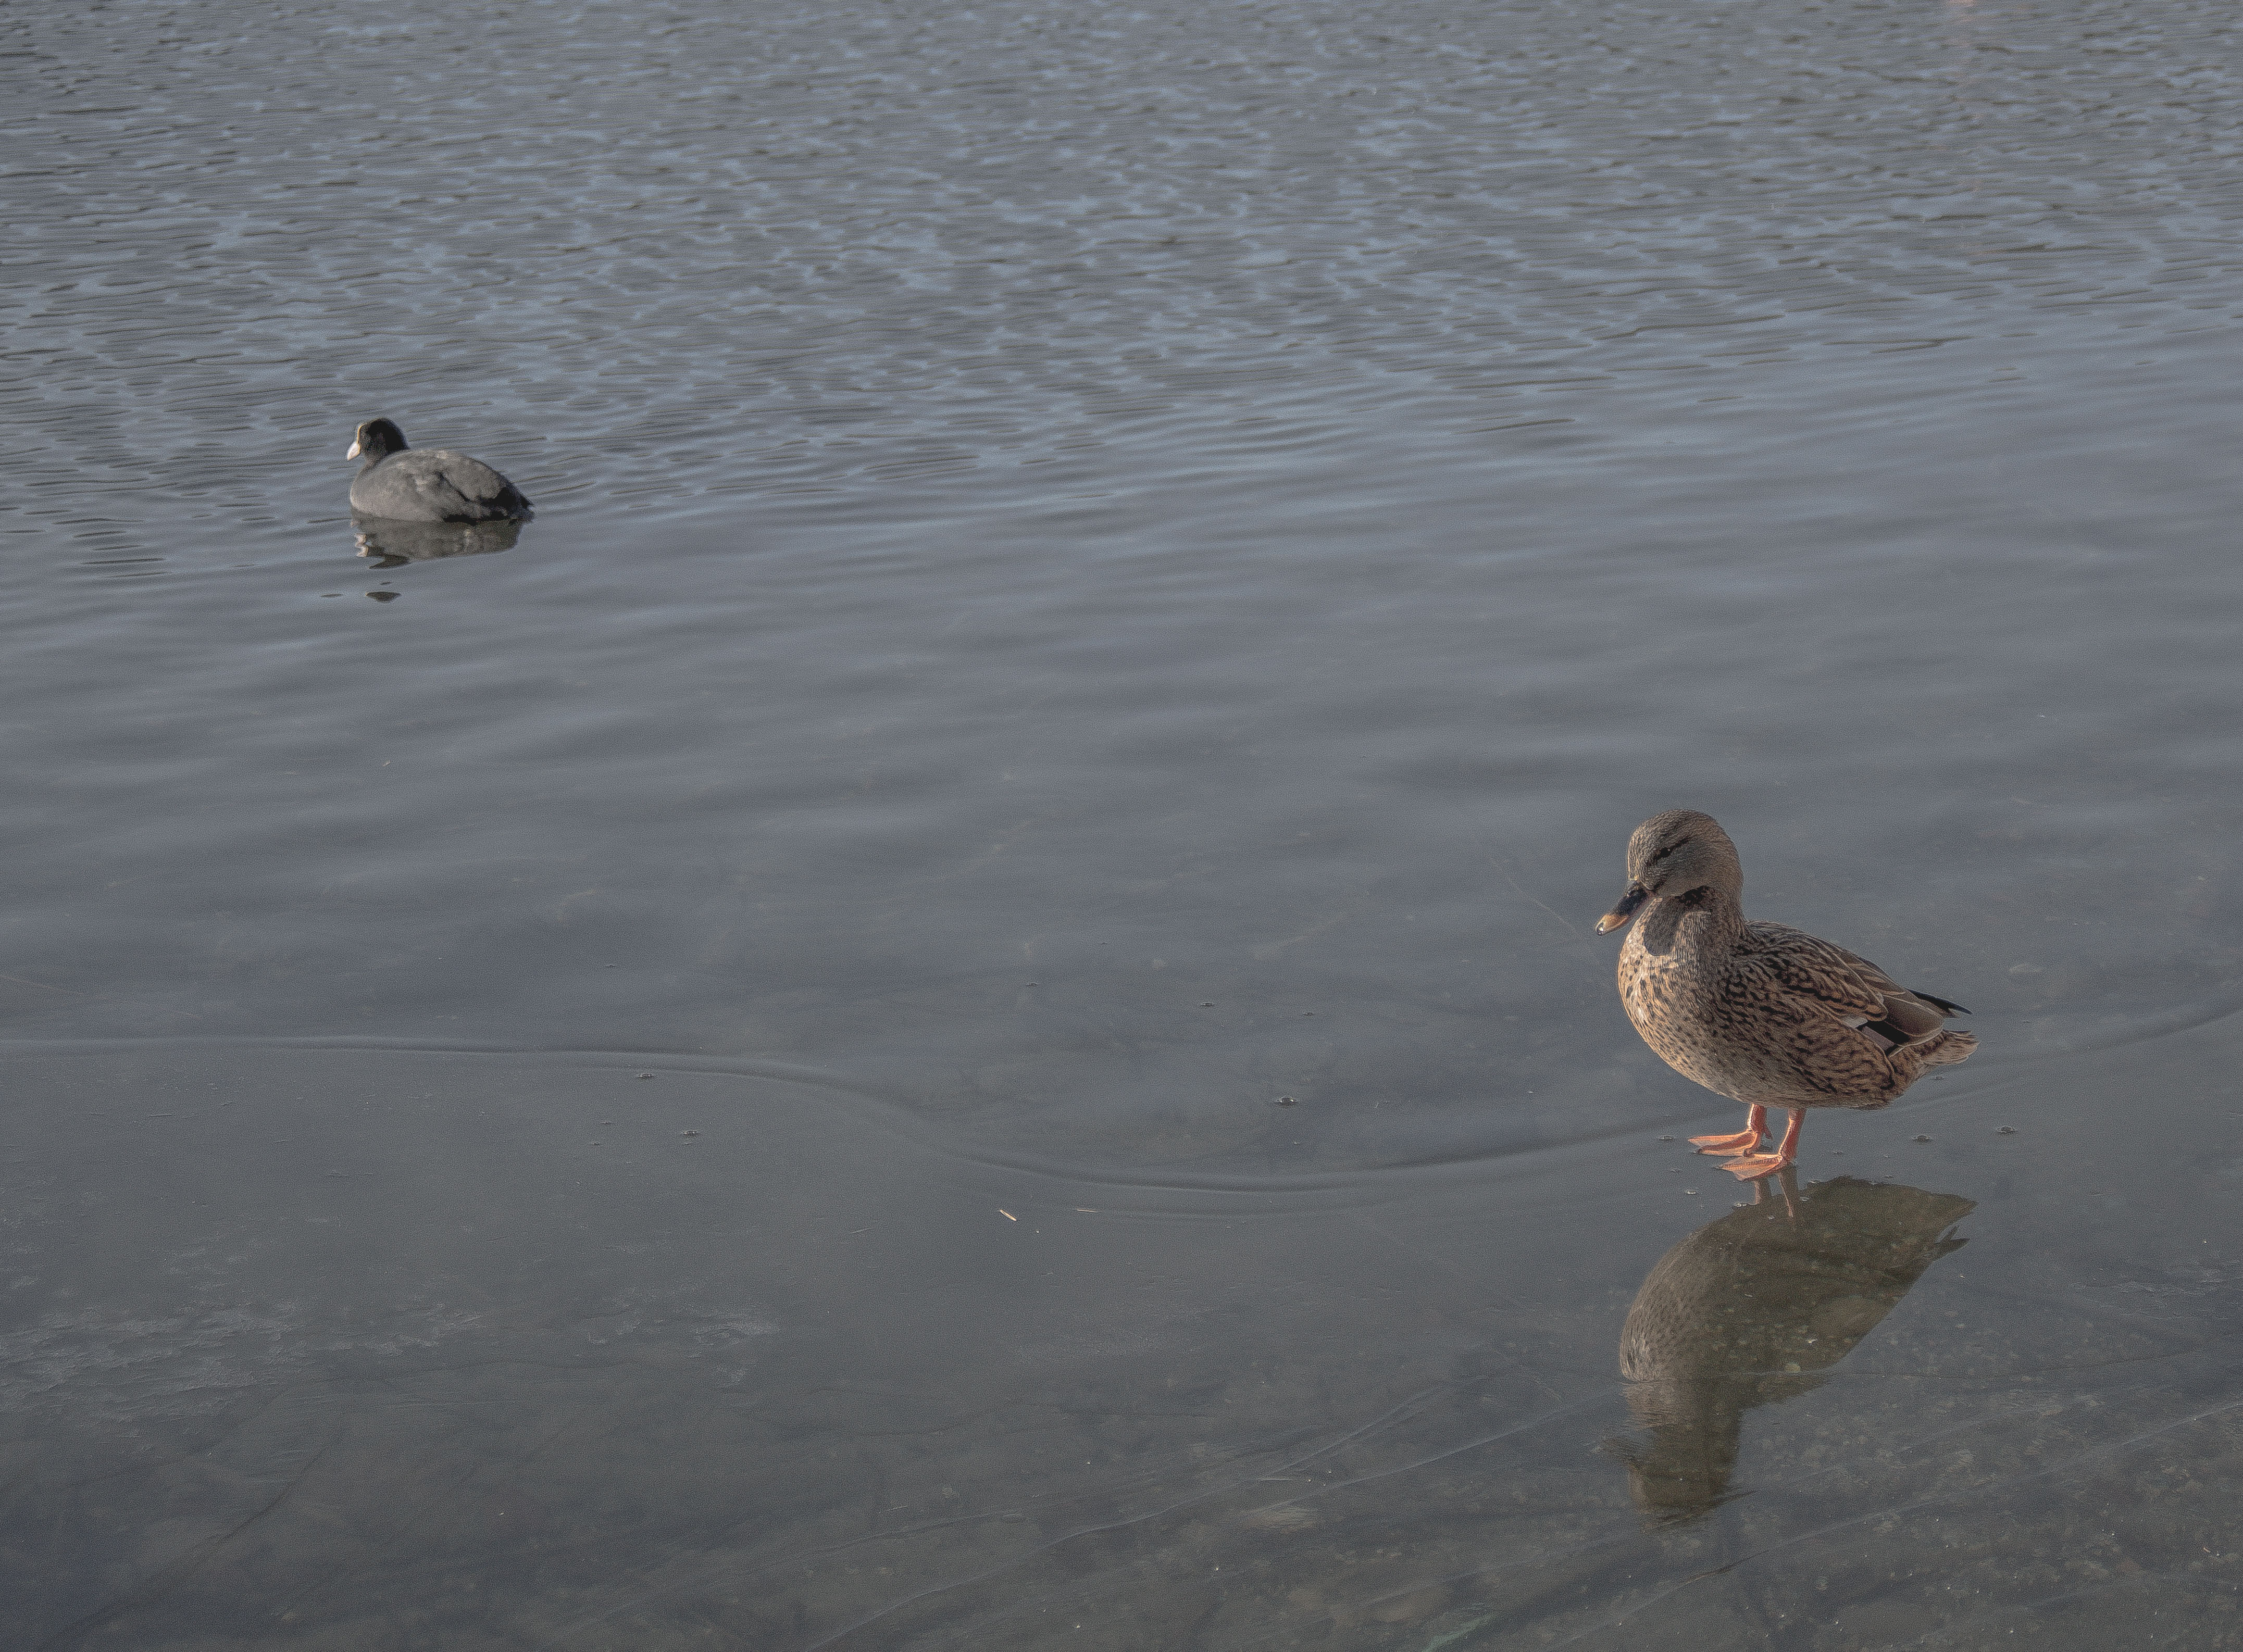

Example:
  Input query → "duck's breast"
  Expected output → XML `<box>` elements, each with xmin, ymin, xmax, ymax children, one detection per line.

<box><xmin>1623</xmin><ymin>927</ymin><xmax>1892</xmax><ymax>1105</ymax></box>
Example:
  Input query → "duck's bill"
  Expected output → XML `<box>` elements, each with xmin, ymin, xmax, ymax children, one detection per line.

<box><xmin>345</xmin><ymin>437</ymin><xmax>362</xmax><ymax>458</ymax></box>
<box><xmin>1595</xmin><ymin>884</ymin><xmax>1648</xmax><ymax>933</ymax></box>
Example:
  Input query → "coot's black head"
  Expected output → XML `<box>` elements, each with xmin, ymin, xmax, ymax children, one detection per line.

<box><xmin>347</xmin><ymin>418</ymin><xmax>409</xmax><ymax>461</ymax></box>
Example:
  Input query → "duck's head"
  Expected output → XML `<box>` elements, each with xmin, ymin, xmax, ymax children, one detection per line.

<box><xmin>1596</xmin><ymin>809</ymin><xmax>1742</xmax><ymax>933</ymax></box>
<box><xmin>346</xmin><ymin>418</ymin><xmax>409</xmax><ymax>461</ymax></box>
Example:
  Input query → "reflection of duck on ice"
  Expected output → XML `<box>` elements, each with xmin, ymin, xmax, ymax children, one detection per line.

<box><xmin>1611</xmin><ymin>1175</ymin><xmax>1972</xmax><ymax>1521</ymax></box>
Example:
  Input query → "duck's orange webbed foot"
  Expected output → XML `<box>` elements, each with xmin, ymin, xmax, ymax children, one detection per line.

<box><xmin>1722</xmin><ymin>1109</ymin><xmax>1804</xmax><ymax>1182</ymax></box>
<box><xmin>1689</xmin><ymin>1104</ymin><xmax>1768</xmax><ymax>1158</ymax></box>
<box><xmin>1690</xmin><ymin>1129</ymin><xmax>1763</xmax><ymax>1156</ymax></box>
<box><xmin>1723</xmin><ymin>1152</ymin><xmax>1795</xmax><ymax>1181</ymax></box>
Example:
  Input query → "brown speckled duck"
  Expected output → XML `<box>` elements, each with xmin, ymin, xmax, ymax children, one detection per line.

<box><xmin>1595</xmin><ymin>810</ymin><xmax>1975</xmax><ymax>1180</ymax></box>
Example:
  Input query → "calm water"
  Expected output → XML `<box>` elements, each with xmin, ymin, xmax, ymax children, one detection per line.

<box><xmin>8</xmin><ymin>0</ymin><xmax>2243</xmax><ymax>1646</ymax></box>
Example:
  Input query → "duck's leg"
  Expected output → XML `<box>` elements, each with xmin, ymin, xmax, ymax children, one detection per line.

<box><xmin>1690</xmin><ymin>1104</ymin><xmax>1767</xmax><ymax>1157</ymax></box>
<box><xmin>1723</xmin><ymin>1108</ymin><xmax>1804</xmax><ymax>1181</ymax></box>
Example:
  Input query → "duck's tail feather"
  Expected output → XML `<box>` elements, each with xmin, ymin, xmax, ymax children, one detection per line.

<box><xmin>1915</xmin><ymin>1029</ymin><xmax>1977</xmax><ymax>1067</ymax></box>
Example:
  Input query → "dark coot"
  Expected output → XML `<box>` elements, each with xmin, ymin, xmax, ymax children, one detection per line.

<box><xmin>346</xmin><ymin>418</ymin><xmax>534</xmax><ymax>523</ymax></box>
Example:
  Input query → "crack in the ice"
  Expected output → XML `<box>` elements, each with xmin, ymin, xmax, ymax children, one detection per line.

<box><xmin>33</xmin><ymin>1443</ymin><xmax>332</xmax><ymax>1652</ymax></box>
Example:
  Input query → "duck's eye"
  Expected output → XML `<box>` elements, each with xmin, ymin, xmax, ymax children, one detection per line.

<box><xmin>1647</xmin><ymin>836</ymin><xmax>1691</xmax><ymax>865</ymax></box>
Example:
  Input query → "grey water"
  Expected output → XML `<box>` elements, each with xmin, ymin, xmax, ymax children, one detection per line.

<box><xmin>6</xmin><ymin>0</ymin><xmax>2243</xmax><ymax>1645</ymax></box>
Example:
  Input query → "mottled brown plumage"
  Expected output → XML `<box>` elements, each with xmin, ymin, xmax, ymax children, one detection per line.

<box><xmin>1596</xmin><ymin>810</ymin><xmax>1975</xmax><ymax>1179</ymax></box>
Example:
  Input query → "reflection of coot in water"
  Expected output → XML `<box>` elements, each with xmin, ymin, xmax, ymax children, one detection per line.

<box><xmin>346</xmin><ymin>418</ymin><xmax>534</xmax><ymax>523</ymax></box>
<box><xmin>1611</xmin><ymin>1177</ymin><xmax>1972</xmax><ymax>1522</ymax></box>
<box><xmin>353</xmin><ymin>516</ymin><xmax>521</xmax><ymax>569</ymax></box>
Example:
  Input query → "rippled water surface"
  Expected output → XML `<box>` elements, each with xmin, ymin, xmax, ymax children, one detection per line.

<box><xmin>8</xmin><ymin>0</ymin><xmax>2243</xmax><ymax>1646</ymax></box>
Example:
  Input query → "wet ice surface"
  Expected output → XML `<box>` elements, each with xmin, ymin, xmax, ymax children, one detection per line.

<box><xmin>8</xmin><ymin>0</ymin><xmax>2243</xmax><ymax>1644</ymax></box>
<box><xmin>14</xmin><ymin>1037</ymin><xmax>2243</xmax><ymax>1650</ymax></box>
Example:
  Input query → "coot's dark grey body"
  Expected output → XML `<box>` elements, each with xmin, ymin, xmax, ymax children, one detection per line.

<box><xmin>346</xmin><ymin>418</ymin><xmax>533</xmax><ymax>523</ymax></box>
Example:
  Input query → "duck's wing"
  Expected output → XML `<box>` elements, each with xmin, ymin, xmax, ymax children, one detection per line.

<box><xmin>1742</xmin><ymin>923</ymin><xmax>1953</xmax><ymax>1046</ymax></box>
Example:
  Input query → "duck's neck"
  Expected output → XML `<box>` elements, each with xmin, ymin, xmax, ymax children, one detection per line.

<box><xmin>1633</xmin><ymin>886</ymin><xmax>1746</xmax><ymax>957</ymax></box>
